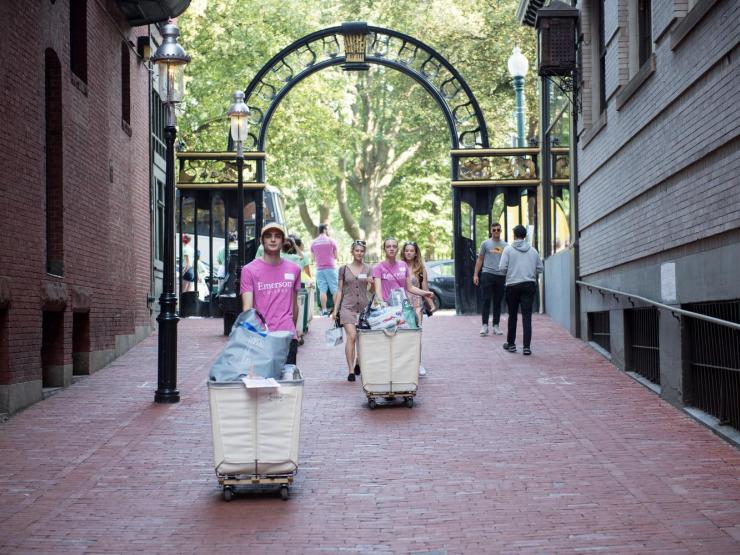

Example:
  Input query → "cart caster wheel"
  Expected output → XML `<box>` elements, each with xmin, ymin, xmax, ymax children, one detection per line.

<box><xmin>405</xmin><ymin>397</ymin><xmax>414</xmax><ymax>408</ymax></box>
<box><xmin>368</xmin><ymin>399</ymin><xmax>377</xmax><ymax>410</ymax></box>
<box><xmin>280</xmin><ymin>486</ymin><xmax>289</xmax><ymax>501</ymax></box>
<box><xmin>223</xmin><ymin>487</ymin><xmax>234</xmax><ymax>502</ymax></box>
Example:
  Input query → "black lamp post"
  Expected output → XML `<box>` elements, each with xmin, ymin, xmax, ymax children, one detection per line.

<box><xmin>227</xmin><ymin>91</ymin><xmax>251</xmax><ymax>283</ymax></box>
<box><xmin>151</xmin><ymin>22</ymin><xmax>190</xmax><ymax>404</ymax></box>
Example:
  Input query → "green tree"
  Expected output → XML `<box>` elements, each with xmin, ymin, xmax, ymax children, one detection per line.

<box><xmin>178</xmin><ymin>0</ymin><xmax>536</xmax><ymax>259</ymax></box>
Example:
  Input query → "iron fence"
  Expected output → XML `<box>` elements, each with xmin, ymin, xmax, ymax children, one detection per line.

<box><xmin>684</xmin><ymin>300</ymin><xmax>740</xmax><ymax>430</ymax></box>
<box><xmin>625</xmin><ymin>307</ymin><xmax>660</xmax><ymax>385</ymax></box>
<box><xmin>588</xmin><ymin>311</ymin><xmax>610</xmax><ymax>353</ymax></box>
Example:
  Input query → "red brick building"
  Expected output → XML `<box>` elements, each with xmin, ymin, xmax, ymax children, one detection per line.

<box><xmin>0</xmin><ymin>0</ymin><xmax>189</xmax><ymax>415</ymax></box>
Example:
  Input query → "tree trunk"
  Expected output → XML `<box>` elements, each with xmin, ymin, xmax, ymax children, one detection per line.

<box><xmin>297</xmin><ymin>200</ymin><xmax>318</xmax><ymax>238</ymax></box>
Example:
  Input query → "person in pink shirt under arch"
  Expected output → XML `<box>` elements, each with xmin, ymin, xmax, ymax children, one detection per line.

<box><xmin>310</xmin><ymin>223</ymin><xmax>338</xmax><ymax>316</ymax></box>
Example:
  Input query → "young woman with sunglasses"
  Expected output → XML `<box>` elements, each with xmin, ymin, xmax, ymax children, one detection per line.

<box><xmin>330</xmin><ymin>240</ymin><xmax>372</xmax><ymax>382</ymax></box>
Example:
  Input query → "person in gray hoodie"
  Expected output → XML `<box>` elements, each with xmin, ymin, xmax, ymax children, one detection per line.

<box><xmin>498</xmin><ymin>225</ymin><xmax>543</xmax><ymax>355</ymax></box>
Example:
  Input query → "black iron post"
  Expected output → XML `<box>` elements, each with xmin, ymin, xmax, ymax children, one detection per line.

<box><xmin>155</xmin><ymin>112</ymin><xmax>180</xmax><ymax>404</ymax></box>
<box><xmin>236</xmin><ymin>141</ymin><xmax>245</xmax><ymax>284</ymax></box>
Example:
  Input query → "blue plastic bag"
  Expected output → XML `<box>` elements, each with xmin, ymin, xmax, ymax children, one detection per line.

<box><xmin>209</xmin><ymin>309</ymin><xmax>292</xmax><ymax>382</ymax></box>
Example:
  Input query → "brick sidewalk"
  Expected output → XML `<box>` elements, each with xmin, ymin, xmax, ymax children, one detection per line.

<box><xmin>1</xmin><ymin>314</ymin><xmax>739</xmax><ymax>554</ymax></box>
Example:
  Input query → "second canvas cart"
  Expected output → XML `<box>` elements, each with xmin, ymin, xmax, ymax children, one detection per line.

<box><xmin>357</xmin><ymin>327</ymin><xmax>421</xmax><ymax>408</ymax></box>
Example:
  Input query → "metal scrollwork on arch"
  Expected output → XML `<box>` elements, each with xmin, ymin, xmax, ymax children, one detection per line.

<box><xmin>236</xmin><ymin>22</ymin><xmax>489</xmax><ymax>151</ymax></box>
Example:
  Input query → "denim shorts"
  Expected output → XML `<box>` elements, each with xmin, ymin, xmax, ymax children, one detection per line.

<box><xmin>316</xmin><ymin>268</ymin><xmax>338</xmax><ymax>294</ymax></box>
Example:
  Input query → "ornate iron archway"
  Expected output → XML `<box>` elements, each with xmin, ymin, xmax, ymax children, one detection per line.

<box><xmin>223</xmin><ymin>22</ymin><xmax>546</xmax><ymax>313</ymax></box>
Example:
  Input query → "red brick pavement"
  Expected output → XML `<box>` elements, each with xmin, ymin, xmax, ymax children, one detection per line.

<box><xmin>1</xmin><ymin>314</ymin><xmax>739</xmax><ymax>554</ymax></box>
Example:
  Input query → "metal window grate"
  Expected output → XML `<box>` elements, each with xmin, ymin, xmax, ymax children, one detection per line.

<box><xmin>625</xmin><ymin>307</ymin><xmax>660</xmax><ymax>385</ymax></box>
<box><xmin>588</xmin><ymin>311</ymin><xmax>611</xmax><ymax>353</ymax></box>
<box><xmin>684</xmin><ymin>300</ymin><xmax>740</xmax><ymax>430</ymax></box>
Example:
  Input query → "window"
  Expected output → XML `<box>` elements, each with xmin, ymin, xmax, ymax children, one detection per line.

<box><xmin>590</xmin><ymin>0</ymin><xmax>607</xmax><ymax>118</ymax></box>
<box><xmin>637</xmin><ymin>0</ymin><xmax>653</xmax><ymax>68</ymax></box>
<box><xmin>69</xmin><ymin>0</ymin><xmax>88</xmax><ymax>84</ymax></box>
<box><xmin>45</xmin><ymin>49</ymin><xmax>64</xmax><ymax>276</ymax></box>
<box><xmin>121</xmin><ymin>42</ymin><xmax>131</xmax><ymax>127</ymax></box>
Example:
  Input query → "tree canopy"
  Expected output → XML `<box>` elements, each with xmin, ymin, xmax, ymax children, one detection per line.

<box><xmin>179</xmin><ymin>0</ymin><xmax>536</xmax><ymax>260</ymax></box>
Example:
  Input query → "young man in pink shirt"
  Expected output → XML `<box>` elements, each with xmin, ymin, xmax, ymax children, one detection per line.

<box><xmin>241</xmin><ymin>223</ymin><xmax>302</xmax><ymax>364</ymax></box>
<box><xmin>310</xmin><ymin>223</ymin><xmax>338</xmax><ymax>316</ymax></box>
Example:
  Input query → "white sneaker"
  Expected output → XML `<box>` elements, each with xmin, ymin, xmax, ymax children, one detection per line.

<box><xmin>479</xmin><ymin>324</ymin><xmax>489</xmax><ymax>336</ymax></box>
<box><xmin>492</xmin><ymin>325</ymin><xmax>503</xmax><ymax>335</ymax></box>
<box><xmin>419</xmin><ymin>365</ymin><xmax>427</xmax><ymax>376</ymax></box>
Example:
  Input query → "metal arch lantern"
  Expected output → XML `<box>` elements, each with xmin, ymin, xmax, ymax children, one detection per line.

<box><xmin>150</xmin><ymin>21</ymin><xmax>190</xmax><ymax>405</ymax></box>
<box><xmin>227</xmin><ymin>91</ymin><xmax>250</xmax><ymax>275</ymax></box>
<box><xmin>228</xmin><ymin>91</ymin><xmax>251</xmax><ymax>145</ymax></box>
<box><xmin>535</xmin><ymin>0</ymin><xmax>579</xmax><ymax>77</ymax></box>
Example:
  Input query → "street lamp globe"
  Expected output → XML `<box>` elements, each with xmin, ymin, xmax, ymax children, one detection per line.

<box><xmin>150</xmin><ymin>22</ymin><xmax>191</xmax><ymax>104</ymax></box>
<box><xmin>507</xmin><ymin>46</ymin><xmax>529</xmax><ymax>78</ymax></box>
<box><xmin>228</xmin><ymin>91</ymin><xmax>250</xmax><ymax>144</ymax></box>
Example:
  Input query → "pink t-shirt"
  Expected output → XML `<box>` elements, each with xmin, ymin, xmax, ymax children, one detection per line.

<box><xmin>310</xmin><ymin>235</ymin><xmax>337</xmax><ymax>270</ymax></box>
<box><xmin>240</xmin><ymin>258</ymin><xmax>301</xmax><ymax>335</ymax></box>
<box><xmin>372</xmin><ymin>260</ymin><xmax>408</xmax><ymax>302</ymax></box>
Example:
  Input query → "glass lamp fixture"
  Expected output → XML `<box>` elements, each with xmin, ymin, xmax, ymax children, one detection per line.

<box><xmin>227</xmin><ymin>91</ymin><xmax>250</xmax><ymax>143</ymax></box>
<box><xmin>507</xmin><ymin>46</ymin><xmax>529</xmax><ymax>78</ymax></box>
<box><xmin>150</xmin><ymin>22</ymin><xmax>191</xmax><ymax>103</ymax></box>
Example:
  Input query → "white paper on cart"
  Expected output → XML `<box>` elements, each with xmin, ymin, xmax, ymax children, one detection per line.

<box><xmin>241</xmin><ymin>377</ymin><xmax>282</xmax><ymax>389</ymax></box>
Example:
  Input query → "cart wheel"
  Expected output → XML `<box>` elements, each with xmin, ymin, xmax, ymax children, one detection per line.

<box><xmin>223</xmin><ymin>487</ymin><xmax>234</xmax><ymax>502</ymax></box>
<box><xmin>405</xmin><ymin>397</ymin><xmax>414</xmax><ymax>408</ymax></box>
<box><xmin>280</xmin><ymin>486</ymin><xmax>290</xmax><ymax>501</ymax></box>
<box><xmin>368</xmin><ymin>399</ymin><xmax>377</xmax><ymax>410</ymax></box>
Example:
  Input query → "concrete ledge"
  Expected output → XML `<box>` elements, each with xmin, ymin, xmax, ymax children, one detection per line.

<box><xmin>42</xmin><ymin>364</ymin><xmax>73</xmax><ymax>388</ymax></box>
<box><xmin>626</xmin><ymin>371</ymin><xmax>661</xmax><ymax>395</ymax></box>
<box><xmin>684</xmin><ymin>407</ymin><xmax>740</xmax><ymax>448</ymax></box>
<box><xmin>588</xmin><ymin>341</ymin><xmax>612</xmax><ymax>361</ymax></box>
<box><xmin>115</xmin><ymin>325</ymin><xmax>152</xmax><ymax>358</ymax></box>
<box><xmin>89</xmin><ymin>325</ymin><xmax>152</xmax><ymax>374</ymax></box>
<box><xmin>89</xmin><ymin>349</ymin><xmax>116</xmax><ymax>374</ymax></box>
<box><xmin>0</xmin><ymin>380</ymin><xmax>43</xmax><ymax>414</ymax></box>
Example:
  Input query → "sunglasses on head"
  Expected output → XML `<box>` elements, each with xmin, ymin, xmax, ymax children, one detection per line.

<box><xmin>352</xmin><ymin>240</ymin><xmax>366</xmax><ymax>247</ymax></box>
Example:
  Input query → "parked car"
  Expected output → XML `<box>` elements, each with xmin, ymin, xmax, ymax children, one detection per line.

<box><xmin>425</xmin><ymin>259</ymin><xmax>456</xmax><ymax>310</ymax></box>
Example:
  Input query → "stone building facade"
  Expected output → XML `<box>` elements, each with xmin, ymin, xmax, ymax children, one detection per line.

<box><xmin>0</xmin><ymin>0</ymin><xmax>187</xmax><ymax>415</ymax></box>
<box><xmin>519</xmin><ymin>0</ymin><xmax>739</xmax><ymax>437</ymax></box>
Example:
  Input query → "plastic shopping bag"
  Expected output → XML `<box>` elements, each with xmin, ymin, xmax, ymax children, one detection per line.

<box><xmin>367</xmin><ymin>305</ymin><xmax>403</xmax><ymax>330</ymax></box>
<box><xmin>325</xmin><ymin>321</ymin><xmax>343</xmax><ymax>347</ymax></box>
<box><xmin>209</xmin><ymin>309</ymin><xmax>292</xmax><ymax>382</ymax></box>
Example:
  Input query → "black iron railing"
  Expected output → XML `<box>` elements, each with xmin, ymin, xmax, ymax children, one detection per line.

<box><xmin>588</xmin><ymin>311</ymin><xmax>611</xmax><ymax>353</ymax></box>
<box><xmin>625</xmin><ymin>307</ymin><xmax>660</xmax><ymax>385</ymax></box>
<box><xmin>684</xmin><ymin>300</ymin><xmax>740</xmax><ymax>430</ymax></box>
<box><xmin>578</xmin><ymin>281</ymin><xmax>740</xmax><ymax>431</ymax></box>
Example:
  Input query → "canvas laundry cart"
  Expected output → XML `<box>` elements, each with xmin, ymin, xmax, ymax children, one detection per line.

<box><xmin>357</xmin><ymin>328</ymin><xmax>421</xmax><ymax>408</ymax></box>
<box><xmin>208</xmin><ymin>372</ymin><xmax>304</xmax><ymax>501</ymax></box>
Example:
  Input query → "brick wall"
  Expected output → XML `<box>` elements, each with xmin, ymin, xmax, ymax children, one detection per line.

<box><xmin>0</xmin><ymin>0</ymin><xmax>153</xmax><ymax>408</ymax></box>
<box><xmin>576</xmin><ymin>0</ymin><xmax>740</xmax><ymax>276</ymax></box>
